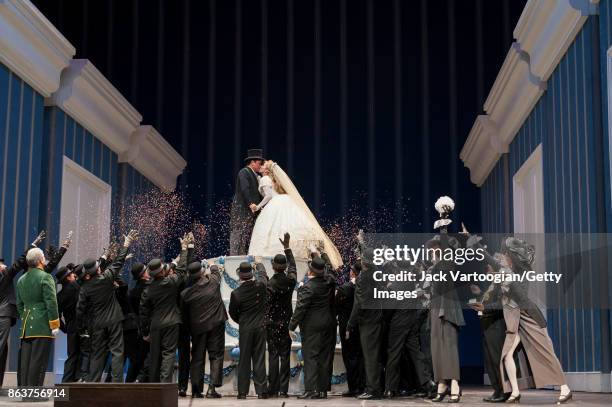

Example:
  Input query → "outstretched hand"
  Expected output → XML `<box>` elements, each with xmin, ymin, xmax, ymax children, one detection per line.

<box><xmin>123</xmin><ymin>230</ymin><xmax>139</xmax><ymax>247</ymax></box>
<box><xmin>278</xmin><ymin>233</ymin><xmax>290</xmax><ymax>249</ymax></box>
<box><xmin>62</xmin><ymin>231</ymin><xmax>73</xmax><ymax>248</ymax></box>
<box><xmin>460</xmin><ymin>222</ymin><xmax>469</xmax><ymax>235</ymax></box>
<box><xmin>32</xmin><ymin>230</ymin><xmax>46</xmax><ymax>247</ymax></box>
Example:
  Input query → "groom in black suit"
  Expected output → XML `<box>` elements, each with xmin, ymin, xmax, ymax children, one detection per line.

<box><xmin>229</xmin><ymin>149</ymin><xmax>265</xmax><ymax>255</ymax></box>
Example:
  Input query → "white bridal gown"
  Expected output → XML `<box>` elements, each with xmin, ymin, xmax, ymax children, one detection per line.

<box><xmin>248</xmin><ymin>175</ymin><xmax>330</xmax><ymax>261</ymax></box>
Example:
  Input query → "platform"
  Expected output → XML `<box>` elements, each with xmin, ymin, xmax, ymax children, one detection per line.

<box><xmin>1</xmin><ymin>387</ymin><xmax>611</xmax><ymax>407</ymax></box>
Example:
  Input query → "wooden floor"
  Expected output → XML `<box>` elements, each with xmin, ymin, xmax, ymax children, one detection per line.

<box><xmin>1</xmin><ymin>387</ymin><xmax>612</xmax><ymax>406</ymax></box>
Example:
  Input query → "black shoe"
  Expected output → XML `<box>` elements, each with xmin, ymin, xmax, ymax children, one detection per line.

<box><xmin>206</xmin><ymin>386</ymin><xmax>222</xmax><ymax>398</ymax></box>
<box><xmin>298</xmin><ymin>391</ymin><xmax>318</xmax><ymax>399</ymax></box>
<box><xmin>178</xmin><ymin>390</ymin><xmax>187</xmax><ymax>397</ymax></box>
<box><xmin>278</xmin><ymin>392</ymin><xmax>289</xmax><ymax>398</ymax></box>
<box><xmin>484</xmin><ymin>393</ymin><xmax>497</xmax><ymax>402</ymax></box>
<box><xmin>398</xmin><ymin>389</ymin><xmax>416</xmax><ymax>397</ymax></box>
<box><xmin>357</xmin><ymin>392</ymin><xmax>381</xmax><ymax>400</ymax></box>
<box><xmin>342</xmin><ymin>390</ymin><xmax>357</xmax><ymax>397</ymax></box>
<box><xmin>257</xmin><ymin>393</ymin><xmax>268</xmax><ymax>399</ymax></box>
<box><xmin>192</xmin><ymin>393</ymin><xmax>204</xmax><ymax>398</ymax></box>
<box><xmin>557</xmin><ymin>392</ymin><xmax>572</xmax><ymax>404</ymax></box>
<box><xmin>310</xmin><ymin>392</ymin><xmax>327</xmax><ymax>399</ymax></box>
<box><xmin>384</xmin><ymin>390</ymin><xmax>396</xmax><ymax>399</ymax></box>
<box><xmin>236</xmin><ymin>393</ymin><xmax>247</xmax><ymax>399</ymax></box>
<box><xmin>432</xmin><ymin>388</ymin><xmax>450</xmax><ymax>402</ymax></box>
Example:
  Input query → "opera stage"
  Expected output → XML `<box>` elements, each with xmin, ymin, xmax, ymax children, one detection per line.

<box><xmin>1</xmin><ymin>387</ymin><xmax>611</xmax><ymax>407</ymax></box>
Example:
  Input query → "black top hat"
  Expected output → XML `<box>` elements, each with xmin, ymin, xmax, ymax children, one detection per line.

<box><xmin>244</xmin><ymin>149</ymin><xmax>265</xmax><ymax>163</ymax></box>
<box><xmin>83</xmin><ymin>258</ymin><xmax>99</xmax><ymax>275</ymax></box>
<box><xmin>147</xmin><ymin>258</ymin><xmax>165</xmax><ymax>277</ymax></box>
<box><xmin>308</xmin><ymin>257</ymin><xmax>326</xmax><ymax>275</ymax></box>
<box><xmin>131</xmin><ymin>262</ymin><xmax>145</xmax><ymax>280</ymax></box>
<box><xmin>236</xmin><ymin>261</ymin><xmax>253</xmax><ymax>280</ymax></box>
<box><xmin>0</xmin><ymin>258</ymin><xmax>4</xmax><ymax>263</ymax></box>
<box><xmin>56</xmin><ymin>266</ymin><xmax>73</xmax><ymax>282</ymax></box>
<box><xmin>272</xmin><ymin>254</ymin><xmax>287</xmax><ymax>271</ymax></box>
<box><xmin>188</xmin><ymin>261</ymin><xmax>203</xmax><ymax>275</ymax></box>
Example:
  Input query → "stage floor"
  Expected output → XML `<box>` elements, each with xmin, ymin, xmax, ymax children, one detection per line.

<box><xmin>2</xmin><ymin>387</ymin><xmax>612</xmax><ymax>406</ymax></box>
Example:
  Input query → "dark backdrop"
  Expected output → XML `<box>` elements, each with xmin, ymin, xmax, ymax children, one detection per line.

<box><xmin>34</xmin><ymin>0</ymin><xmax>526</xmax><ymax>233</ymax></box>
<box><xmin>34</xmin><ymin>0</ymin><xmax>527</xmax><ymax>381</ymax></box>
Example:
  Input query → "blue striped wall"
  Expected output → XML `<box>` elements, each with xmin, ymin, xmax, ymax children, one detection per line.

<box><xmin>480</xmin><ymin>18</ymin><xmax>610</xmax><ymax>373</ymax></box>
<box><xmin>0</xmin><ymin>63</ymin><xmax>44</xmax><ymax>270</ymax></box>
<box><xmin>0</xmin><ymin>63</ymin><xmax>46</xmax><ymax>372</ymax></box>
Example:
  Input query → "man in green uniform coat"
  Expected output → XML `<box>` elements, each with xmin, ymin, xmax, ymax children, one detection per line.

<box><xmin>16</xmin><ymin>247</ymin><xmax>60</xmax><ymax>387</ymax></box>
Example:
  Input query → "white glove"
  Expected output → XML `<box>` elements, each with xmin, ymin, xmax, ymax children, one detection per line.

<box><xmin>51</xmin><ymin>329</ymin><xmax>60</xmax><ymax>336</ymax></box>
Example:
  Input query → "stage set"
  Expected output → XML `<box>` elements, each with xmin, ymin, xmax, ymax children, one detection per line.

<box><xmin>2</xmin><ymin>0</ymin><xmax>612</xmax><ymax>406</ymax></box>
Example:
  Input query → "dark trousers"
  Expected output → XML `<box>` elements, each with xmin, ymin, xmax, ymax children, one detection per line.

<box><xmin>0</xmin><ymin>317</ymin><xmax>12</xmax><ymax>387</ymax></box>
<box><xmin>124</xmin><ymin>329</ymin><xmax>148</xmax><ymax>383</ymax></box>
<box><xmin>359</xmin><ymin>322</ymin><xmax>383</xmax><ymax>394</ymax></box>
<box><xmin>481</xmin><ymin>314</ymin><xmax>507</xmax><ymax>396</ymax></box>
<box><xmin>149</xmin><ymin>324</ymin><xmax>179</xmax><ymax>383</ymax></box>
<box><xmin>229</xmin><ymin>214</ymin><xmax>256</xmax><ymax>255</ymax></box>
<box><xmin>417</xmin><ymin>310</ymin><xmax>433</xmax><ymax>374</ymax></box>
<box><xmin>19</xmin><ymin>338</ymin><xmax>51</xmax><ymax>386</ymax></box>
<box><xmin>88</xmin><ymin>323</ymin><xmax>124</xmax><ymax>382</ymax></box>
<box><xmin>266</xmin><ymin>325</ymin><xmax>291</xmax><ymax>395</ymax></box>
<box><xmin>237</xmin><ymin>328</ymin><xmax>267</xmax><ymax>395</ymax></box>
<box><xmin>177</xmin><ymin>325</ymin><xmax>190</xmax><ymax>391</ymax></box>
<box><xmin>62</xmin><ymin>332</ymin><xmax>80</xmax><ymax>382</ymax></box>
<box><xmin>78</xmin><ymin>334</ymin><xmax>91</xmax><ymax>381</ymax></box>
<box><xmin>339</xmin><ymin>323</ymin><xmax>365</xmax><ymax>393</ymax></box>
<box><xmin>191</xmin><ymin>323</ymin><xmax>225</xmax><ymax>394</ymax></box>
<box><xmin>385</xmin><ymin>314</ymin><xmax>432</xmax><ymax>391</ymax></box>
<box><xmin>301</xmin><ymin>328</ymin><xmax>332</xmax><ymax>393</ymax></box>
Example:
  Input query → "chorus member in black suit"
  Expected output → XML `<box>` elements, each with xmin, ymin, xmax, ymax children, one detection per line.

<box><xmin>265</xmin><ymin>233</ymin><xmax>297</xmax><ymax>398</ymax></box>
<box><xmin>289</xmin><ymin>254</ymin><xmax>337</xmax><ymax>400</ymax></box>
<box><xmin>127</xmin><ymin>263</ymin><xmax>150</xmax><ymax>382</ymax></box>
<box><xmin>383</xmin><ymin>261</ymin><xmax>436</xmax><ymax>399</ymax></box>
<box><xmin>140</xmin><ymin>234</ymin><xmax>192</xmax><ymax>384</ymax></box>
<box><xmin>76</xmin><ymin>230</ymin><xmax>137</xmax><ymax>382</ymax></box>
<box><xmin>335</xmin><ymin>262</ymin><xmax>365</xmax><ymax>397</ymax></box>
<box><xmin>56</xmin><ymin>265</ymin><xmax>82</xmax><ymax>382</ymax></box>
<box><xmin>228</xmin><ymin>259</ymin><xmax>269</xmax><ymax>399</ymax></box>
<box><xmin>229</xmin><ymin>149</ymin><xmax>264</xmax><ymax>255</ymax></box>
<box><xmin>181</xmin><ymin>260</ymin><xmax>227</xmax><ymax>399</ymax></box>
<box><xmin>346</xmin><ymin>233</ymin><xmax>384</xmax><ymax>400</ymax></box>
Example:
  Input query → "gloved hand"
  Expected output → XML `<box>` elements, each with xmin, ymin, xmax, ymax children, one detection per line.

<box><xmin>51</xmin><ymin>329</ymin><xmax>60</xmax><ymax>336</ymax></box>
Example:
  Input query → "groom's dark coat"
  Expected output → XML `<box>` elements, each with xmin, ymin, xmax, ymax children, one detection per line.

<box><xmin>229</xmin><ymin>166</ymin><xmax>262</xmax><ymax>255</ymax></box>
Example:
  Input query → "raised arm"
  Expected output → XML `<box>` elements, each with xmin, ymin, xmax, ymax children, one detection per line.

<box><xmin>45</xmin><ymin>231</ymin><xmax>72</xmax><ymax>273</ymax></box>
<box><xmin>104</xmin><ymin>230</ymin><xmax>138</xmax><ymax>280</ymax></box>
<box><xmin>279</xmin><ymin>233</ymin><xmax>297</xmax><ymax>282</ymax></box>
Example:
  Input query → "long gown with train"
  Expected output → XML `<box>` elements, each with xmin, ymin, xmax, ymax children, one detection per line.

<box><xmin>247</xmin><ymin>165</ymin><xmax>343</xmax><ymax>268</ymax></box>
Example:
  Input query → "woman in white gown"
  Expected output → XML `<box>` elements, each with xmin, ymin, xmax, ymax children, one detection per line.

<box><xmin>248</xmin><ymin>161</ymin><xmax>343</xmax><ymax>269</ymax></box>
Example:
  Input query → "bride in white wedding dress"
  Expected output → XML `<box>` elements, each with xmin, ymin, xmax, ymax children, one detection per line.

<box><xmin>248</xmin><ymin>160</ymin><xmax>343</xmax><ymax>269</ymax></box>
